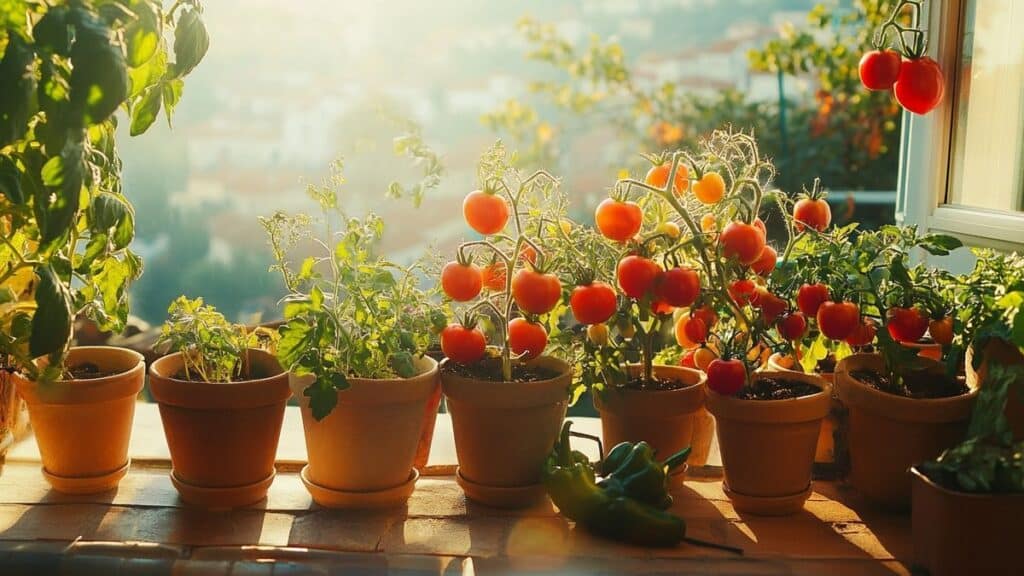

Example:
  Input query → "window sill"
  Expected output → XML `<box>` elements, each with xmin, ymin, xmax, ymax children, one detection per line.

<box><xmin>927</xmin><ymin>204</ymin><xmax>1024</xmax><ymax>250</ymax></box>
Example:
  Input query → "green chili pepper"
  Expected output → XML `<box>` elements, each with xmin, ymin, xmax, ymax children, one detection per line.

<box><xmin>598</xmin><ymin>441</ymin><xmax>692</xmax><ymax>509</ymax></box>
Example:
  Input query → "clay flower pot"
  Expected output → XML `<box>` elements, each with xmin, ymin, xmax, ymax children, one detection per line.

<box><xmin>592</xmin><ymin>364</ymin><xmax>706</xmax><ymax>487</ymax></box>
<box><xmin>966</xmin><ymin>340</ymin><xmax>1024</xmax><ymax>440</ymax></box>
<box><xmin>901</xmin><ymin>339</ymin><xmax>943</xmax><ymax>361</ymax></box>
<box><xmin>911</xmin><ymin>467</ymin><xmax>1023</xmax><ymax>576</ymax></box>
<box><xmin>835</xmin><ymin>353</ymin><xmax>977</xmax><ymax>509</ymax></box>
<box><xmin>12</xmin><ymin>346</ymin><xmax>144</xmax><ymax>493</ymax></box>
<box><xmin>150</xmin><ymin>349</ymin><xmax>289</xmax><ymax>508</ymax></box>
<box><xmin>766</xmin><ymin>353</ymin><xmax>840</xmax><ymax>465</ymax></box>
<box><xmin>1</xmin><ymin>370</ymin><xmax>31</xmax><ymax>457</ymax></box>
<box><xmin>290</xmin><ymin>355</ymin><xmax>440</xmax><ymax>509</ymax></box>
<box><xmin>706</xmin><ymin>370</ymin><xmax>831</xmax><ymax>515</ymax></box>
<box><xmin>441</xmin><ymin>356</ymin><xmax>570</xmax><ymax>508</ymax></box>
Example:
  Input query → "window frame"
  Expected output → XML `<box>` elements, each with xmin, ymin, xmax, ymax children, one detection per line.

<box><xmin>898</xmin><ymin>0</ymin><xmax>1024</xmax><ymax>251</ymax></box>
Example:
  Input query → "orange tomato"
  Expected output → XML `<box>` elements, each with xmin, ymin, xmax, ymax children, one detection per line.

<box><xmin>645</xmin><ymin>162</ymin><xmax>689</xmax><ymax>195</ymax></box>
<box><xmin>693</xmin><ymin>172</ymin><xmax>726</xmax><ymax>204</ymax></box>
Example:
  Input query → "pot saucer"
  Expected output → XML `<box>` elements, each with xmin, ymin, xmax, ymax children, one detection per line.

<box><xmin>42</xmin><ymin>460</ymin><xmax>130</xmax><ymax>494</ymax></box>
<box><xmin>171</xmin><ymin>469</ymin><xmax>275</xmax><ymax>509</ymax></box>
<box><xmin>455</xmin><ymin>468</ymin><xmax>548</xmax><ymax>509</ymax></box>
<box><xmin>722</xmin><ymin>481</ymin><xmax>812</xmax><ymax>516</ymax></box>
<box><xmin>301</xmin><ymin>467</ymin><xmax>419</xmax><ymax>509</ymax></box>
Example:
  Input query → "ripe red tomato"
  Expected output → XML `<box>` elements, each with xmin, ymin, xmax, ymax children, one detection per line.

<box><xmin>845</xmin><ymin>318</ymin><xmax>877</xmax><ymax>347</ymax></box>
<box><xmin>707</xmin><ymin>358</ymin><xmax>746</xmax><ymax>396</ymax></box>
<box><xmin>650</xmin><ymin>299</ymin><xmax>674</xmax><ymax>316</ymax></box>
<box><xmin>692</xmin><ymin>305</ymin><xmax>718</xmax><ymax>329</ymax></box>
<box><xmin>508</xmin><ymin>317</ymin><xmax>548</xmax><ymax>360</ymax></box>
<box><xmin>793</xmin><ymin>198</ymin><xmax>832</xmax><ymax>233</ymax></box>
<box><xmin>463</xmin><ymin>190</ymin><xmax>509</xmax><ymax>235</ymax></box>
<box><xmin>797</xmin><ymin>283</ymin><xmax>830</xmax><ymax>317</ymax></box>
<box><xmin>679</xmin><ymin>349</ymin><xmax>697</xmax><ymax>369</ymax></box>
<box><xmin>645</xmin><ymin>162</ymin><xmax>689</xmax><ymax>194</ymax></box>
<box><xmin>617</xmin><ymin>255</ymin><xmax>662</xmax><ymax>299</ymax></box>
<box><xmin>777</xmin><ymin>311</ymin><xmax>808</xmax><ymax>341</ymax></box>
<box><xmin>570</xmin><ymin>281</ymin><xmax>617</xmax><ymax>325</ymax></box>
<box><xmin>728</xmin><ymin>279</ymin><xmax>757</xmax><ymax>307</ymax></box>
<box><xmin>481</xmin><ymin>261</ymin><xmax>506</xmax><ymax>291</ymax></box>
<box><xmin>693</xmin><ymin>171</ymin><xmax>725</xmax><ymax>204</ymax></box>
<box><xmin>929</xmin><ymin>317</ymin><xmax>954</xmax><ymax>345</ymax></box>
<box><xmin>519</xmin><ymin>245</ymin><xmax>538</xmax><ymax>265</ymax></box>
<box><xmin>511</xmin><ymin>268</ymin><xmax>562</xmax><ymax>315</ymax></box>
<box><xmin>757</xmin><ymin>291</ymin><xmax>788</xmax><ymax>324</ymax></box>
<box><xmin>595</xmin><ymin>198</ymin><xmax>643</xmax><ymax>242</ymax></box>
<box><xmin>817</xmin><ymin>301</ymin><xmax>861</xmax><ymax>340</ymax></box>
<box><xmin>720</xmin><ymin>221</ymin><xmax>766</xmax><ymax>265</ymax></box>
<box><xmin>753</xmin><ymin>217</ymin><xmax>767</xmax><ymax>238</ymax></box>
<box><xmin>441</xmin><ymin>324</ymin><xmax>486</xmax><ymax>364</ymax></box>
<box><xmin>674</xmin><ymin>316</ymin><xmax>707</xmax><ymax>349</ymax></box>
<box><xmin>859</xmin><ymin>49</ymin><xmax>902</xmax><ymax>90</ymax></box>
<box><xmin>655</xmin><ymin>267</ymin><xmax>700</xmax><ymax>307</ymax></box>
<box><xmin>894</xmin><ymin>57</ymin><xmax>945</xmax><ymax>115</ymax></box>
<box><xmin>887</xmin><ymin>306</ymin><xmax>929</xmax><ymax>343</ymax></box>
<box><xmin>751</xmin><ymin>245</ymin><xmax>777</xmax><ymax>277</ymax></box>
<box><xmin>441</xmin><ymin>261</ymin><xmax>482</xmax><ymax>302</ymax></box>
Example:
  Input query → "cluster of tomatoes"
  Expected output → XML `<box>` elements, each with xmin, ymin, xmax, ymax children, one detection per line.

<box><xmin>858</xmin><ymin>49</ymin><xmax>944</xmax><ymax>115</ymax></box>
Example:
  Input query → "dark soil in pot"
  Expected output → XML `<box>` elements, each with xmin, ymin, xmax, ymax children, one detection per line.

<box><xmin>736</xmin><ymin>377</ymin><xmax>821</xmax><ymax>400</ymax></box>
<box><xmin>442</xmin><ymin>359</ymin><xmax>560</xmax><ymax>383</ymax></box>
<box><xmin>850</xmin><ymin>369</ymin><xmax>968</xmax><ymax>399</ymax></box>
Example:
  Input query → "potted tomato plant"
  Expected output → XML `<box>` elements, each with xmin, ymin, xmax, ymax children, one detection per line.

<box><xmin>437</xmin><ymin>142</ymin><xmax>572</xmax><ymax>509</ymax></box>
<box><xmin>150</xmin><ymin>297</ymin><xmax>288</xmax><ymax>508</ymax></box>
<box><xmin>2</xmin><ymin>2</ymin><xmax>207</xmax><ymax>487</ymax></box>
<box><xmin>798</xmin><ymin>225</ymin><xmax>977</xmax><ymax>509</ymax></box>
<box><xmin>262</xmin><ymin>166</ymin><xmax>445</xmax><ymax>509</ymax></box>
<box><xmin>588</xmin><ymin>130</ymin><xmax>831</xmax><ymax>515</ymax></box>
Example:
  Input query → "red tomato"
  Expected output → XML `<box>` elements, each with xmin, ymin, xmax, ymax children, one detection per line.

<box><xmin>511</xmin><ymin>268</ymin><xmax>562</xmax><ymax>315</ymax></box>
<box><xmin>793</xmin><ymin>198</ymin><xmax>832</xmax><ymax>233</ymax></box>
<box><xmin>674</xmin><ymin>316</ymin><xmax>707</xmax><ymax>349</ymax></box>
<box><xmin>777</xmin><ymin>311</ymin><xmax>808</xmax><ymax>341</ymax></box>
<box><xmin>757</xmin><ymin>291</ymin><xmax>788</xmax><ymax>324</ymax></box>
<box><xmin>441</xmin><ymin>261</ymin><xmax>482</xmax><ymax>302</ymax></box>
<box><xmin>707</xmin><ymin>358</ymin><xmax>746</xmax><ymax>396</ymax></box>
<box><xmin>441</xmin><ymin>324</ymin><xmax>486</xmax><ymax>364</ymax></box>
<box><xmin>463</xmin><ymin>190</ymin><xmax>509</xmax><ymax>235</ymax></box>
<box><xmin>650</xmin><ymin>299</ymin><xmax>674</xmax><ymax>315</ymax></box>
<box><xmin>929</xmin><ymin>317</ymin><xmax>954</xmax><ymax>345</ymax></box>
<box><xmin>508</xmin><ymin>317</ymin><xmax>548</xmax><ymax>360</ymax></box>
<box><xmin>692</xmin><ymin>305</ymin><xmax>718</xmax><ymax>329</ymax></box>
<box><xmin>859</xmin><ymin>49</ymin><xmax>902</xmax><ymax>90</ymax></box>
<box><xmin>595</xmin><ymin>198</ymin><xmax>643</xmax><ymax>242</ymax></box>
<box><xmin>817</xmin><ymin>301</ymin><xmax>861</xmax><ymax>340</ymax></box>
<box><xmin>481</xmin><ymin>261</ymin><xmax>506</xmax><ymax>291</ymax></box>
<box><xmin>797</xmin><ymin>283</ymin><xmax>830</xmax><ymax>317</ymax></box>
<box><xmin>655</xmin><ymin>267</ymin><xmax>701</xmax><ymax>307</ymax></box>
<box><xmin>720</xmin><ymin>221</ymin><xmax>766</xmax><ymax>265</ymax></box>
<box><xmin>617</xmin><ymin>255</ymin><xmax>662</xmax><ymax>299</ymax></box>
<box><xmin>728</xmin><ymin>279</ymin><xmax>757</xmax><ymax>307</ymax></box>
<box><xmin>645</xmin><ymin>162</ymin><xmax>689</xmax><ymax>194</ymax></box>
<box><xmin>845</xmin><ymin>318</ymin><xmax>877</xmax><ymax>347</ymax></box>
<box><xmin>751</xmin><ymin>245</ymin><xmax>777</xmax><ymax>277</ymax></box>
<box><xmin>887</xmin><ymin>306</ymin><xmax>929</xmax><ymax>343</ymax></box>
<box><xmin>753</xmin><ymin>217</ymin><xmax>767</xmax><ymax>238</ymax></box>
<box><xmin>894</xmin><ymin>57</ymin><xmax>945</xmax><ymax>115</ymax></box>
<box><xmin>570</xmin><ymin>281</ymin><xmax>617</xmax><ymax>325</ymax></box>
<box><xmin>519</xmin><ymin>245</ymin><xmax>538</xmax><ymax>265</ymax></box>
<box><xmin>679</xmin><ymin>349</ymin><xmax>697</xmax><ymax>369</ymax></box>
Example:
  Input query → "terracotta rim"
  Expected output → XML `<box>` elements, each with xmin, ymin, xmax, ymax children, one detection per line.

<box><xmin>766</xmin><ymin>352</ymin><xmax>804</xmax><ymax>374</ymax></box>
<box><xmin>706</xmin><ymin>371</ymin><xmax>832</xmax><ymax>424</ymax></box>
<box><xmin>150</xmin><ymin>349</ymin><xmax>290</xmax><ymax>410</ymax></box>
<box><xmin>835</xmin><ymin>353</ymin><xmax>978</xmax><ymax>423</ymax></box>
<box><xmin>440</xmin><ymin>356</ymin><xmax>571</xmax><ymax>409</ymax></box>
<box><xmin>455</xmin><ymin>467</ymin><xmax>548</xmax><ymax>508</ymax></box>
<box><xmin>41</xmin><ymin>460</ymin><xmax>130</xmax><ymax>494</ymax></box>
<box><xmin>13</xmin><ymin>346</ymin><xmax>145</xmax><ymax>405</ymax></box>
<box><xmin>290</xmin><ymin>356</ymin><xmax>438</xmax><ymax>406</ymax></box>
<box><xmin>170</xmin><ymin>469</ymin><xmax>276</xmax><ymax>508</ymax></box>
<box><xmin>301</xmin><ymin>466</ymin><xmax>418</xmax><ymax>509</ymax></box>
<box><xmin>594</xmin><ymin>364</ymin><xmax>707</xmax><ymax>418</ymax></box>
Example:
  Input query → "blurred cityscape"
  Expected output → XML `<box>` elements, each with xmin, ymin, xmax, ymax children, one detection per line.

<box><xmin>119</xmin><ymin>0</ymin><xmax>882</xmax><ymax>326</ymax></box>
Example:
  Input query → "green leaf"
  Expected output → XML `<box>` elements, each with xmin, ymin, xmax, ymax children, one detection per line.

<box><xmin>29</xmin><ymin>265</ymin><xmax>73</xmax><ymax>358</ymax></box>
<box><xmin>920</xmin><ymin>233</ymin><xmax>964</xmax><ymax>256</ymax></box>
<box><xmin>306</xmin><ymin>379</ymin><xmax>339</xmax><ymax>421</ymax></box>
<box><xmin>277</xmin><ymin>318</ymin><xmax>315</xmax><ymax>371</ymax></box>
<box><xmin>69</xmin><ymin>13</ymin><xmax>129</xmax><ymax>126</ymax></box>
<box><xmin>171</xmin><ymin>8</ymin><xmax>209</xmax><ymax>77</ymax></box>
<box><xmin>37</xmin><ymin>138</ymin><xmax>84</xmax><ymax>247</ymax></box>
<box><xmin>0</xmin><ymin>32</ymin><xmax>37</xmax><ymax>147</ymax></box>
<box><xmin>129</xmin><ymin>45</ymin><xmax>166</xmax><ymax>97</ymax></box>
<box><xmin>161</xmin><ymin>78</ymin><xmax>184</xmax><ymax>127</ymax></box>
<box><xmin>310</xmin><ymin>285</ymin><xmax>324</xmax><ymax>311</ymax></box>
<box><xmin>125</xmin><ymin>2</ymin><xmax>159</xmax><ymax>67</ymax></box>
<box><xmin>0</xmin><ymin>153</ymin><xmax>23</xmax><ymax>204</ymax></box>
<box><xmin>130</xmin><ymin>85</ymin><xmax>162</xmax><ymax>136</ymax></box>
<box><xmin>40</xmin><ymin>154</ymin><xmax>65</xmax><ymax>186</ymax></box>
<box><xmin>90</xmin><ymin>192</ymin><xmax>130</xmax><ymax>232</ymax></box>
<box><xmin>32</xmin><ymin>6</ymin><xmax>72</xmax><ymax>56</ymax></box>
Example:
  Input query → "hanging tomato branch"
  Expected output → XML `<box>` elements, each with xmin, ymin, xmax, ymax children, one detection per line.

<box><xmin>858</xmin><ymin>0</ymin><xmax>945</xmax><ymax>115</ymax></box>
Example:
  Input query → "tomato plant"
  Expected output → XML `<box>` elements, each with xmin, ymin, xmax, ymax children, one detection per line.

<box><xmin>617</xmin><ymin>255</ymin><xmax>661</xmax><ymax>300</ymax></box>
<box><xmin>886</xmin><ymin>306</ymin><xmax>929</xmax><ymax>343</ymax></box>
<box><xmin>792</xmin><ymin>179</ymin><xmax>832</xmax><ymax>233</ymax></box>
<box><xmin>692</xmin><ymin>172</ymin><xmax>725</xmax><ymax>204</ymax></box>
<box><xmin>512</xmin><ymin>268</ymin><xmax>562</xmax><ymax>315</ymax></box>
<box><xmin>720</xmin><ymin>221</ymin><xmax>766</xmax><ymax>265</ymax></box>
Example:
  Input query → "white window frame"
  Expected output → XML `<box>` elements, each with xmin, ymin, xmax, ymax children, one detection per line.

<box><xmin>898</xmin><ymin>0</ymin><xmax>1024</xmax><ymax>251</ymax></box>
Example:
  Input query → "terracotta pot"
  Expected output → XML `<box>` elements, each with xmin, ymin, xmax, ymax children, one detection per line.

<box><xmin>766</xmin><ymin>353</ymin><xmax>839</xmax><ymax>465</ymax></box>
<box><xmin>966</xmin><ymin>340</ymin><xmax>1024</xmax><ymax>440</ymax></box>
<box><xmin>441</xmin><ymin>356</ymin><xmax>570</xmax><ymax>508</ymax></box>
<box><xmin>911</xmin><ymin>467</ymin><xmax>1023</xmax><ymax>576</ymax></box>
<box><xmin>901</xmin><ymin>339</ymin><xmax>942</xmax><ymax>361</ymax></box>
<box><xmin>1</xmin><ymin>370</ymin><xmax>31</xmax><ymax>457</ymax></box>
<box><xmin>706</xmin><ymin>370</ymin><xmax>831</xmax><ymax>515</ymax></box>
<box><xmin>593</xmin><ymin>364</ymin><xmax>705</xmax><ymax>484</ymax></box>
<box><xmin>413</xmin><ymin>379</ymin><xmax>443</xmax><ymax>470</ymax></box>
<box><xmin>12</xmin><ymin>347</ymin><xmax>144</xmax><ymax>493</ymax></box>
<box><xmin>150</xmin><ymin>349</ymin><xmax>289</xmax><ymax>508</ymax></box>
<box><xmin>835</xmin><ymin>353</ymin><xmax>977</xmax><ymax>509</ymax></box>
<box><xmin>290</xmin><ymin>356</ymin><xmax>440</xmax><ymax>507</ymax></box>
